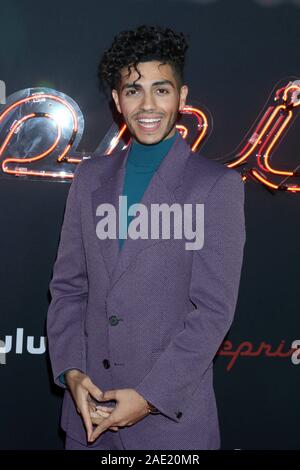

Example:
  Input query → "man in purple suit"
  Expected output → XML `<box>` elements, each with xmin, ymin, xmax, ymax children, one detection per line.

<box><xmin>47</xmin><ymin>24</ymin><xmax>246</xmax><ymax>450</ymax></box>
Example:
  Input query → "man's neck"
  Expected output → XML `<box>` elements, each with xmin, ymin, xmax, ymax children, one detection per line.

<box><xmin>127</xmin><ymin>130</ymin><xmax>178</xmax><ymax>170</ymax></box>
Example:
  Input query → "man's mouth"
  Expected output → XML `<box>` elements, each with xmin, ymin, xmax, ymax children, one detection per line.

<box><xmin>137</xmin><ymin>117</ymin><xmax>162</xmax><ymax>132</ymax></box>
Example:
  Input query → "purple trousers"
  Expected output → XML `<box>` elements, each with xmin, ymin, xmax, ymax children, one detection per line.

<box><xmin>65</xmin><ymin>432</ymin><xmax>125</xmax><ymax>450</ymax></box>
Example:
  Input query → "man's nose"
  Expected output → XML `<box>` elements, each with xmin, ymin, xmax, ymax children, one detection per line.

<box><xmin>140</xmin><ymin>92</ymin><xmax>156</xmax><ymax>110</ymax></box>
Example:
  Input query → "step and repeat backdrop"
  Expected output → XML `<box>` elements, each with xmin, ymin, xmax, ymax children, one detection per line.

<box><xmin>0</xmin><ymin>0</ymin><xmax>300</xmax><ymax>449</ymax></box>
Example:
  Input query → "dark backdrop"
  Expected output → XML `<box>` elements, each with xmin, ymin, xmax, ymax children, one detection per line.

<box><xmin>0</xmin><ymin>0</ymin><xmax>299</xmax><ymax>449</ymax></box>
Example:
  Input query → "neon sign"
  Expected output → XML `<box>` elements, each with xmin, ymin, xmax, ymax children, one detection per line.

<box><xmin>0</xmin><ymin>78</ymin><xmax>299</xmax><ymax>193</ymax></box>
<box><xmin>223</xmin><ymin>78</ymin><xmax>300</xmax><ymax>192</ymax></box>
<box><xmin>0</xmin><ymin>87</ymin><xmax>211</xmax><ymax>182</ymax></box>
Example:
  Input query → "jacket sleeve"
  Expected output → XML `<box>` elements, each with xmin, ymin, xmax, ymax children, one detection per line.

<box><xmin>135</xmin><ymin>169</ymin><xmax>246</xmax><ymax>422</ymax></box>
<box><xmin>46</xmin><ymin>161</ymin><xmax>88</xmax><ymax>388</ymax></box>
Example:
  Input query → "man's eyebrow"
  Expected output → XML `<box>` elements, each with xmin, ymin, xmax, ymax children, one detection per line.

<box><xmin>121</xmin><ymin>79</ymin><xmax>175</xmax><ymax>91</ymax></box>
<box><xmin>121</xmin><ymin>83</ymin><xmax>142</xmax><ymax>91</ymax></box>
<box><xmin>151</xmin><ymin>80</ymin><xmax>175</xmax><ymax>88</ymax></box>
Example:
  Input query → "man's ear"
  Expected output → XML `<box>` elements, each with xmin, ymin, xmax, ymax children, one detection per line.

<box><xmin>179</xmin><ymin>85</ymin><xmax>188</xmax><ymax>111</ymax></box>
<box><xmin>112</xmin><ymin>89</ymin><xmax>121</xmax><ymax>114</ymax></box>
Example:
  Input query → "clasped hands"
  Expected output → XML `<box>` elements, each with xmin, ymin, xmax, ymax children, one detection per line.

<box><xmin>65</xmin><ymin>369</ymin><xmax>152</xmax><ymax>442</ymax></box>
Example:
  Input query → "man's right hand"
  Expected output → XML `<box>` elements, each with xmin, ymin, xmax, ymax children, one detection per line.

<box><xmin>65</xmin><ymin>369</ymin><xmax>106</xmax><ymax>441</ymax></box>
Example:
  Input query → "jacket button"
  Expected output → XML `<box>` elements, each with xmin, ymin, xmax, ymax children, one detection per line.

<box><xmin>102</xmin><ymin>359</ymin><xmax>110</xmax><ymax>369</ymax></box>
<box><xmin>109</xmin><ymin>315</ymin><xmax>122</xmax><ymax>326</ymax></box>
<box><xmin>176</xmin><ymin>411</ymin><xmax>182</xmax><ymax>419</ymax></box>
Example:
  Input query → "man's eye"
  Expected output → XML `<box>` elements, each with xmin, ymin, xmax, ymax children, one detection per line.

<box><xmin>157</xmin><ymin>89</ymin><xmax>169</xmax><ymax>94</ymax></box>
<box><xmin>126</xmin><ymin>89</ymin><xmax>137</xmax><ymax>96</ymax></box>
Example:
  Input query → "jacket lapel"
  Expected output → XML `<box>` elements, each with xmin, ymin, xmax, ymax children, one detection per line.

<box><xmin>91</xmin><ymin>146</ymin><xmax>129</xmax><ymax>281</ymax></box>
<box><xmin>91</xmin><ymin>132</ymin><xmax>192</xmax><ymax>291</ymax></box>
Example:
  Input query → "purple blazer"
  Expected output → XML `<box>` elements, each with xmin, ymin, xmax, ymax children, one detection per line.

<box><xmin>47</xmin><ymin>132</ymin><xmax>246</xmax><ymax>450</ymax></box>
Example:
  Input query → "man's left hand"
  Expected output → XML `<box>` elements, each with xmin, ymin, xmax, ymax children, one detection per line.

<box><xmin>89</xmin><ymin>388</ymin><xmax>150</xmax><ymax>442</ymax></box>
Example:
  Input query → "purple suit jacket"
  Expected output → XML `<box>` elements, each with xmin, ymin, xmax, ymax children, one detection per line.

<box><xmin>47</xmin><ymin>132</ymin><xmax>246</xmax><ymax>450</ymax></box>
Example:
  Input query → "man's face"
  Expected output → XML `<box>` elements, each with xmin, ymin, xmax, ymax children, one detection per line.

<box><xmin>111</xmin><ymin>61</ymin><xmax>188</xmax><ymax>145</ymax></box>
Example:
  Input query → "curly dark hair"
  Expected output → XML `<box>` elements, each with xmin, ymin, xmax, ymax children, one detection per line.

<box><xmin>98</xmin><ymin>24</ymin><xmax>189</xmax><ymax>92</ymax></box>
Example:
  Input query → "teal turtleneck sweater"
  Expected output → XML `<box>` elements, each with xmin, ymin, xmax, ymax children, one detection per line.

<box><xmin>118</xmin><ymin>131</ymin><xmax>178</xmax><ymax>249</ymax></box>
